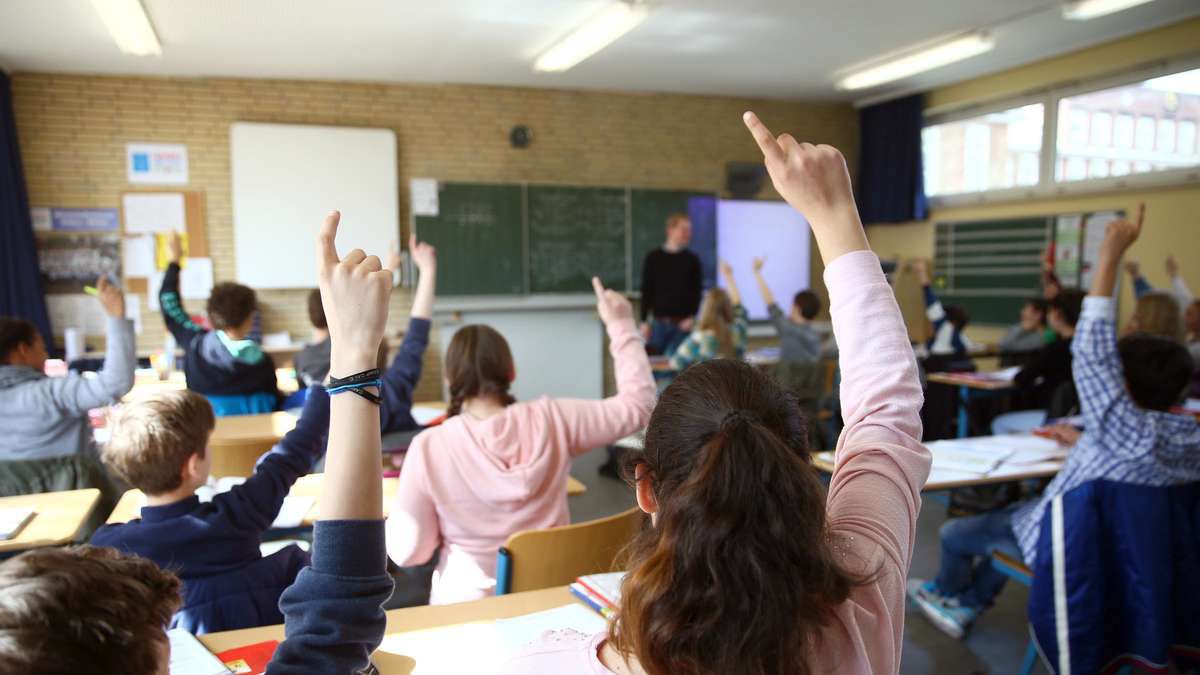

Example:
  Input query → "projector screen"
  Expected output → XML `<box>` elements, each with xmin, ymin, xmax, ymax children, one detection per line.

<box><xmin>231</xmin><ymin>122</ymin><xmax>398</xmax><ymax>289</ymax></box>
<box><xmin>716</xmin><ymin>200</ymin><xmax>811</xmax><ymax>321</ymax></box>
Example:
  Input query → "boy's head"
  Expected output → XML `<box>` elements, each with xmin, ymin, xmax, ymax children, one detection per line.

<box><xmin>1048</xmin><ymin>289</ymin><xmax>1086</xmax><ymax>335</ymax></box>
<box><xmin>0</xmin><ymin>545</ymin><xmax>180</xmax><ymax>674</ymax></box>
<box><xmin>944</xmin><ymin>304</ymin><xmax>969</xmax><ymax>331</ymax></box>
<box><xmin>206</xmin><ymin>282</ymin><xmax>257</xmax><ymax>335</ymax></box>
<box><xmin>102</xmin><ymin>390</ymin><xmax>216</xmax><ymax>496</ymax></box>
<box><xmin>1118</xmin><ymin>334</ymin><xmax>1194</xmax><ymax>411</ymax></box>
<box><xmin>791</xmin><ymin>290</ymin><xmax>820</xmax><ymax>322</ymax></box>
<box><xmin>307</xmin><ymin>289</ymin><xmax>328</xmax><ymax>331</ymax></box>
<box><xmin>0</xmin><ymin>318</ymin><xmax>47</xmax><ymax>370</ymax></box>
<box><xmin>1020</xmin><ymin>298</ymin><xmax>1049</xmax><ymax>331</ymax></box>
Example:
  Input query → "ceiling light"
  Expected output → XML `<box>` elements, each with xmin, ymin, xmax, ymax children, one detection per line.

<box><xmin>534</xmin><ymin>1</ymin><xmax>648</xmax><ymax>73</ymax></box>
<box><xmin>1062</xmin><ymin>0</ymin><xmax>1157</xmax><ymax>20</ymax></box>
<box><xmin>89</xmin><ymin>0</ymin><xmax>162</xmax><ymax>56</ymax></box>
<box><xmin>836</xmin><ymin>32</ymin><xmax>995</xmax><ymax>91</ymax></box>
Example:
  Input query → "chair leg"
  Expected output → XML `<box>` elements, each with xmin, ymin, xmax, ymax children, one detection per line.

<box><xmin>1020</xmin><ymin>640</ymin><xmax>1039</xmax><ymax>675</ymax></box>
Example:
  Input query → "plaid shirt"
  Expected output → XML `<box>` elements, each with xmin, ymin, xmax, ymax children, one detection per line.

<box><xmin>1012</xmin><ymin>296</ymin><xmax>1200</xmax><ymax>566</ymax></box>
<box><xmin>669</xmin><ymin>305</ymin><xmax>748</xmax><ymax>371</ymax></box>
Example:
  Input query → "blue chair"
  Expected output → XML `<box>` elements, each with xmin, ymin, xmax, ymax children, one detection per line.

<box><xmin>991</xmin><ymin>551</ymin><xmax>1039</xmax><ymax>675</ymax></box>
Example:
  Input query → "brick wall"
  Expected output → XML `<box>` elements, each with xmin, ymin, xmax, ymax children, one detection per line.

<box><xmin>12</xmin><ymin>73</ymin><xmax>857</xmax><ymax>400</ymax></box>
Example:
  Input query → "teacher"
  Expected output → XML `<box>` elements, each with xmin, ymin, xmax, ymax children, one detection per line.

<box><xmin>640</xmin><ymin>213</ymin><xmax>702</xmax><ymax>355</ymax></box>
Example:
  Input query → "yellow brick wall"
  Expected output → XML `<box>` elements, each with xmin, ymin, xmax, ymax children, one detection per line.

<box><xmin>12</xmin><ymin>73</ymin><xmax>856</xmax><ymax>400</ymax></box>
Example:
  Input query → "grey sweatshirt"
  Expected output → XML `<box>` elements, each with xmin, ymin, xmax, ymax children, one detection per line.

<box><xmin>0</xmin><ymin>316</ymin><xmax>136</xmax><ymax>461</ymax></box>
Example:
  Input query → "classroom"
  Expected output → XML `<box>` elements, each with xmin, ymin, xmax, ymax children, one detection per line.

<box><xmin>0</xmin><ymin>1</ymin><xmax>1198</xmax><ymax>673</ymax></box>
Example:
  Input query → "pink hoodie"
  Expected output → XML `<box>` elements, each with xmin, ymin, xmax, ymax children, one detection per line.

<box><xmin>385</xmin><ymin>317</ymin><xmax>656</xmax><ymax>605</ymax></box>
<box><xmin>499</xmin><ymin>250</ymin><xmax>932</xmax><ymax>674</ymax></box>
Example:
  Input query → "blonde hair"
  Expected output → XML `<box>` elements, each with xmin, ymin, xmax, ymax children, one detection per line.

<box><xmin>1130</xmin><ymin>292</ymin><xmax>1184</xmax><ymax>343</ymax></box>
<box><xmin>698</xmin><ymin>288</ymin><xmax>736</xmax><ymax>358</ymax></box>
<box><xmin>102</xmin><ymin>390</ymin><xmax>215</xmax><ymax>494</ymax></box>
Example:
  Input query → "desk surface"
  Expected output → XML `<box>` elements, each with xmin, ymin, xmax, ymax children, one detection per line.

<box><xmin>199</xmin><ymin>585</ymin><xmax>574</xmax><ymax>661</ymax></box>
<box><xmin>927</xmin><ymin>372</ymin><xmax>1015</xmax><ymax>391</ymax></box>
<box><xmin>0</xmin><ymin>489</ymin><xmax>101</xmax><ymax>553</ymax></box>
<box><xmin>211</xmin><ymin>402</ymin><xmax>450</xmax><ymax>446</ymax></box>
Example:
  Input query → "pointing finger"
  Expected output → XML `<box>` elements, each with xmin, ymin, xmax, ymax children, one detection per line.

<box><xmin>1134</xmin><ymin>202</ymin><xmax>1145</xmax><ymax>229</ymax></box>
<box><xmin>318</xmin><ymin>211</ymin><xmax>341</xmax><ymax>270</ymax></box>
<box><xmin>743</xmin><ymin>111</ymin><xmax>785</xmax><ymax>165</ymax></box>
<box><xmin>591</xmin><ymin>276</ymin><xmax>606</xmax><ymax>301</ymax></box>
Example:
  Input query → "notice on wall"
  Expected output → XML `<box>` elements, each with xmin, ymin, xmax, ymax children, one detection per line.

<box><xmin>1054</xmin><ymin>214</ymin><xmax>1083</xmax><ymax>287</ymax></box>
<box><xmin>30</xmin><ymin>207</ymin><xmax>51</xmax><ymax>232</ymax></box>
<box><xmin>122</xmin><ymin>192</ymin><xmax>186</xmax><ymax>233</ymax></box>
<box><xmin>1080</xmin><ymin>211</ymin><xmax>1123</xmax><ymax>291</ymax></box>
<box><xmin>122</xmin><ymin>235</ymin><xmax>157</xmax><ymax>277</ymax></box>
<box><xmin>50</xmin><ymin>208</ymin><xmax>120</xmax><ymax>232</ymax></box>
<box><xmin>38</xmin><ymin>235</ymin><xmax>122</xmax><ymax>293</ymax></box>
<box><xmin>127</xmin><ymin>143</ymin><xmax>189</xmax><ymax>185</ymax></box>
<box><xmin>125</xmin><ymin>293</ymin><xmax>143</xmax><ymax>334</ymax></box>
<box><xmin>45</xmin><ymin>294</ymin><xmax>109</xmax><ymax>336</ymax></box>
<box><xmin>410</xmin><ymin>178</ymin><xmax>439</xmax><ymax>217</ymax></box>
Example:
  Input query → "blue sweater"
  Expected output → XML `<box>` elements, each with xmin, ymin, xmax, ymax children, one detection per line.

<box><xmin>380</xmin><ymin>317</ymin><xmax>430</xmax><ymax>433</ymax></box>
<box><xmin>270</xmin><ymin>520</ymin><xmax>394</xmax><ymax>673</ymax></box>
<box><xmin>91</xmin><ymin>387</ymin><xmax>329</xmax><ymax>630</ymax></box>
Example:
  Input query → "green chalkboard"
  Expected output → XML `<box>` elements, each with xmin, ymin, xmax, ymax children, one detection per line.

<box><xmin>630</xmin><ymin>189</ymin><xmax>717</xmax><ymax>291</ymax></box>
<box><xmin>528</xmin><ymin>185</ymin><xmax>628</xmax><ymax>293</ymax></box>
<box><xmin>414</xmin><ymin>183</ymin><xmax>524</xmax><ymax>296</ymax></box>
<box><xmin>934</xmin><ymin>217</ymin><xmax>1051</xmax><ymax>324</ymax></box>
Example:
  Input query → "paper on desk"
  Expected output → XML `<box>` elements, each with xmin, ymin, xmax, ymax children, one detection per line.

<box><xmin>411</xmin><ymin>405</ymin><xmax>446</xmax><ymax>426</ymax></box>
<box><xmin>976</xmin><ymin>366</ymin><xmax>1021</xmax><ymax>381</ymax></box>
<box><xmin>377</xmin><ymin>603</ymin><xmax>604</xmax><ymax>673</ymax></box>
<box><xmin>927</xmin><ymin>439</ymin><xmax>1014</xmax><ymax>475</ymax></box>
<box><xmin>168</xmin><ymin>628</ymin><xmax>231</xmax><ymax>675</ymax></box>
<box><xmin>271</xmin><ymin>496</ymin><xmax>315</xmax><ymax>529</ymax></box>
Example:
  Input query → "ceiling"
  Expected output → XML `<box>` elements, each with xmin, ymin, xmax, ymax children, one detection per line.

<box><xmin>0</xmin><ymin>0</ymin><xmax>1197</xmax><ymax>101</ymax></box>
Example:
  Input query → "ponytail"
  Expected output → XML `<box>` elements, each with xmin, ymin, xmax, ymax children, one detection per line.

<box><xmin>444</xmin><ymin>325</ymin><xmax>517</xmax><ymax>417</ymax></box>
<box><xmin>610</xmin><ymin>359</ymin><xmax>865</xmax><ymax>675</ymax></box>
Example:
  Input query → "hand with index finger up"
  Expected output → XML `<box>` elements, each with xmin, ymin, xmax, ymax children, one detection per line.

<box><xmin>315</xmin><ymin>210</ymin><xmax>394</xmax><ymax>374</ymax></box>
<box><xmin>592</xmin><ymin>277</ymin><xmax>633</xmax><ymax>326</ymax></box>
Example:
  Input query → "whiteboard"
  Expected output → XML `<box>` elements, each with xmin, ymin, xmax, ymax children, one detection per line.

<box><xmin>716</xmin><ymin>200</ymin><xmax>812</xmax><ymax>321</ymax></box>
<box><xmin>230</xmin><ymin>122</ymin><xmax>398</xmax><ymax>288</ymax></box>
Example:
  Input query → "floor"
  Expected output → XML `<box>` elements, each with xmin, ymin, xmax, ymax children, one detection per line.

<box><xmin>567</xmin><ymin>446</ymin><xmax>1043</xmax><ymax>675</ymax></box>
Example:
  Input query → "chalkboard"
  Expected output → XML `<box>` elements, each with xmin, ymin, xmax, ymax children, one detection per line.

<box><xmin>630</xmin><ymin>189</ymin><xmax>717</xmax><ymax>291</ymax></box>
<box><xmin>934</xmin><ymin>217</ymin><xmax>1051</xmax><ymax>324</ymax></box>
<box><xmin>528</xmin><ymin>186</ymin><xmax>627</xmax><ymax>293</ymax></box>
<box><xmin>414</xmin><ymin>183</ymin><xmax>524</xmax><ymax>296</ymax></box>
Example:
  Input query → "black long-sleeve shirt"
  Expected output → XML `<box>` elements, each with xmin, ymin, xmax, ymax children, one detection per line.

<box><xmin>640</xmin><ymin>248</ymin><xmax>702</xmax><ymax>322</ymax></box>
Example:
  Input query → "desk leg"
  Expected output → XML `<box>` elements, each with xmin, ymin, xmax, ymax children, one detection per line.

<box><xmin>957</xmin><ymin>385</ymin><xmax>969</xmax><ymax>438</ymax></box>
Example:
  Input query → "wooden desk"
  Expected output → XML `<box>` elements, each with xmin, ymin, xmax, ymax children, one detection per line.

<box><xmin>0</xmin><ymin>489</ymin><xmax>101</xmax><ymax>554</ymax></box>
<box><xmin>107</xmin><ymin>475</ymin><xmax>400</xmax><ymax>526</ymax></box>
<box><xmin>211</xmin><ymin>411</ymin><xmax>300</xmax><ymax>446</ymax></box>
<box><xmin>199</xmin><ymin>585</ymin><xmax>575</xmax><ymax>664</ymax></box>
<box><xmin>927</xmin><ymin>372</ymin><xmax>1015</xmax><ymax>438</ymax></box>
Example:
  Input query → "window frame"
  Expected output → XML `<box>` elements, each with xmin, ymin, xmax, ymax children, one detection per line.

<box><xmin>923</xmin><ymin>57</ymin><xmax>1200</xmax><ymax>208</ymax></box>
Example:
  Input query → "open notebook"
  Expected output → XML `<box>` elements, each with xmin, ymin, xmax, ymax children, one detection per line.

<box><xmin>0</xmin><ymin>508</ymin><xmax>35</xmax><ymax>541</ymax></box>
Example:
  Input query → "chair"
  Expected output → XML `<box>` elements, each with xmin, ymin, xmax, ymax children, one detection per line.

<box><xmin>991</xmin><ymin>551</ymin><xmax>1040</xmax><ymax>675</ymax></box>
<box><xmin>495</xmin><ymin>507</ymin><xmax>644</xmax><ymax>595</ymax></box>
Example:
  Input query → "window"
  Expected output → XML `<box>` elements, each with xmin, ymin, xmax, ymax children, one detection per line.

<box><xmin>923</xmin><ymin>103</ymin><xmax>1044</xmax><ymax>197</ymax></box>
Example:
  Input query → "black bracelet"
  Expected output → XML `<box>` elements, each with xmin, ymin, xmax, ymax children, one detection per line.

<box><xmin>328</xmin><ymin>368</ymin><xmax>381</xmax><ymax>388</ymax></box>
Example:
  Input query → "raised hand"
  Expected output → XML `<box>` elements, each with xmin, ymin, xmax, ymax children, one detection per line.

<box><xmin>1123</xmin><ymin>260</ymin><xmax>1141</xmax><ymax>278</ymax></box>
<box><xmin>742</xmin><ymin>111</ymin><xmax>868</xmax><ymax>263</ymax></box>
<box><xmin>95</xmin><ymin>276</ymin><xmax>125</xmax><ymax>318</ymax></box>
<box><xmin>718</xmin><ymin>259</ymin><xmax>734</xmax><ymax>279</ymax></box>
<box><xmin>911</xmin><ymin>259</ymin><xmax>931</xmax><ymax>286</ymax></box>
<box><xmin>167</xmin><ymin>231</ymin><xmax>183</xmax><ymax>264</ymax></box>
<box><xmin>387</xmin><ymin>240</ymin><xmax>403</xmax><ymax>273</ymax></box>
<box><xmin>752</xmin><ymin>257</ymin><xmax>766</xmax><ymax>274</ymax></box>
<box><xmin>593</xmin><ymin>277</ymin><xmax>633</xmax><ymax>326</ymax></box>
<box><xmin>316</xmin><ymin>211</ymin><xmax>394</xmax><ymax>373</ymax></box>
<box><xmin>1166</xmin><ymin>255</ymin><xmax>1180</xmax><ymax>280</ymax></box>
<box><xmin>1101</xmin><ymin>204</ymin><xmax>1145</xmax><ymax>259</ymax></box>
<box><xmin>409</xmin><ymin>234</ymin><xmax>437</xmax><ymax>272</ymax></box>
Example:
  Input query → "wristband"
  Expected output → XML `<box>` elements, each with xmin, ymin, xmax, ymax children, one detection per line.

<box><xmin>328</xmin><ymin>369</ymin><xmax>383</xmax><ymax>405</ymax></box>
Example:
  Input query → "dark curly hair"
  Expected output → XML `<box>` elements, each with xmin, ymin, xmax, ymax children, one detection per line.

<box><xmin>206</xmin><ymin>282</ymin><xmax>257</xmax><ymax>330</ymax></box>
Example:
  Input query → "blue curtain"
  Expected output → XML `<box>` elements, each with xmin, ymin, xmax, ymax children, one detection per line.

<box><xmin>0</xmin><ymin>71</ymin><xmax>52</xmax><ymax>346</ymax></box>
<box><xmin>856</xmin><ymin>93</ymin><xmax>928</xmax><ymax>224</ymax></box>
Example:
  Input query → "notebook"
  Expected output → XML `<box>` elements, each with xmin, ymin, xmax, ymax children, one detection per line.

<box><xmin>572</xmin><ymin>571</ymin><xmax>625</xmax><ymax>617</ymax></box>
<box><xmin>167</xmin><ymin>628</ymin><xmax>231</xmax><ymax>675</ymax></box>
<box><xmin>217</xmin><ymin>640</ymin><xmax>278</xmax><ymax>675</ymax></box>
<box><xmin>0</xmin><ymin>508</ymin><xmax>35</xmax><ymax>541</ymax></box>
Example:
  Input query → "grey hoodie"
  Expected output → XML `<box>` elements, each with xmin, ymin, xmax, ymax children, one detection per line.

<box><xmin>0</xmin><ymin>316</ymin><xmax>136</xmax><ymax>461</ymax></box>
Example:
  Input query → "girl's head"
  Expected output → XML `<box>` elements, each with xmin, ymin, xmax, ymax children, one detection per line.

<box><xmin>612</xmin><ymin>359</ymin><xmax>862</xmax><ymax>675</ymax></box>
<box><xmin>443</xmin><ymin>325</ymin><xmax>516</xmax><ymax>416</ymax></box>
<box><xmin>697</xmin><ymin>288</ymin><xmax>736</xmax><ymax>357</ymax></box>
<box><xmin>1126</xmin><ymin>292</ymin><xmax>1184</xmax><ymax>342</ymax></box>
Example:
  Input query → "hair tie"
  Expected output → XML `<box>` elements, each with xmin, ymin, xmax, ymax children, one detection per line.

<box><xmin>720</xmin><ymin>409</ymin><xmax>757</xmax><ymax>431</ymax></box>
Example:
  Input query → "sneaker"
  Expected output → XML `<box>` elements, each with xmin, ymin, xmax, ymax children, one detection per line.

<box><xmin>906</xmin><ymin>578</ymin><xmax>978</xmax><ymax>639</ymax></box>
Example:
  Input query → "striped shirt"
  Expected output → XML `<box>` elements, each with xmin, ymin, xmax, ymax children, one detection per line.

<box><xmin>1012</xmin><ymin>296</ymin><xmax>1200</xmax><ymax>566</ymax></box>
<box><xmin>668</xmin><ymin>305</ymin><xmax>748</xmax><ymax>371</ymax></box>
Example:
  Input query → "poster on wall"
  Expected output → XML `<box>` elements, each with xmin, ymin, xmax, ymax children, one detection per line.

<box><xmin>38</xmin><ymin>235</ymin><xmax>122</xmax><ymax>293</ymax></box>
<box><xmin>127</xmin><ymin>143</ymin><xmax>189</xmax><ymax>185</ymax></box>
<box><xmin>50</xmin><ymin>207</ymin><xmax>120</xmax><ymax>232</ymax></box>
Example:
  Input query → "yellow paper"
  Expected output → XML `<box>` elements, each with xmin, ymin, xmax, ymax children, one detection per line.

<box><xmin>154</xmin><ymin>232</ymin><xmax>188</xmax><ymax>270</ymax></box>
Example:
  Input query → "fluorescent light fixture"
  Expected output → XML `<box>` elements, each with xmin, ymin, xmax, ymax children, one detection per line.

<box><xmin>836</xmin><ymin>32</ymin><xmax>995</xmax><ymax>91</ymax></box>
<box><xmin>89</xmin><ymin>0</ymin><xmax>162</xmax><ymax>56</ymax></box>
<box><xmin>1062</xmin><ymin>0</ymin><xmax>1157</xmax><ymax>20</ymax></box>
<box><xmin>534</xmin><ymin>1</ymin><xmax>648</xmax><ymax>73</ymax></box>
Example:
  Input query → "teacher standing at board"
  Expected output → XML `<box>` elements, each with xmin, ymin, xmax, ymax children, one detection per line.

<box><xmin>640</xmin><ymin>213</ymin><xmax>702</xmax><ymax>355</ymax></box>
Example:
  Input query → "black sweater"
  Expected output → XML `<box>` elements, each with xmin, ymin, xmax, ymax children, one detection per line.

<box><xmin>640</xmin><ymin>248</ymin><xmax>702</xmax><ymax>322</ymax></box>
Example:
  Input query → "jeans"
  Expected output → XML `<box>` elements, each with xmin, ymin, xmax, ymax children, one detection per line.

<box><xmin>647</xmin><ymin>319</ymin><xmax>688</xmax><ymax>356</ymax></box>
<box><xmin>991</xmin><ymin>409</ymin><xmax>1047</xmax><ymax>435</ymax></box>
<box><xmin>933</xmin><ymin>502</ymin><xmax>1025</xmax><ymax>609</ymax></box>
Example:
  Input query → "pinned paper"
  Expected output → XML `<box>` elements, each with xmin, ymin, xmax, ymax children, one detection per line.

<box><xmin>125</xmin><ymin>293</ymin><xmax>143</xmax><ymax>334</ymax></box>
<box><xmin>180</xmin><ymin>258</ymin><xmax>214</xmax><ymax>299</ymax></box>
<box><xmin>30</xmin><ymin>207</ymin><xmax>51</xmax><ymax>232</ymax></box>
<box><xmin>122</xmin><ymin>235</ymin><xmax>156</xmax><ymax>277</ymax></box>
<box><xmin>46</xmin><ymin>294</ymin><xmax>109</xmax><ymax>336</ymax></box>
<box><xmin>410</xmin><ymin>178</ymin><xmax>439</xmax><ymax>217</ymax></box>
<box><xmin>155</xmin><ymin>232</ymin><xmax>189</xmax><ymax>271</ymax></box>
<box><xmin>122</xmin><ymin>192</ymin><xmax>186</xmax><ymax>234</ymax></box>
<box><xmin>127</xmin><ymin>143</ymin><xmax>188</xmax><ymax>185</ymax></box>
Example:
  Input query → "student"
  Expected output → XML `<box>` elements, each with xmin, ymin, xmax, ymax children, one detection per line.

<box><xmin>990</xmin><ymin>290</ymin><xmax>1086</xmax><ymax>434</ymax></box>
<box><xmin>1126</xmin><ymin>290</ymin><xmax>1185</xmax><ymax>342</ymax></box>
<box><xmin>501</xmin><ymin>113</ymin><xmax>931</xmax><ymax>675</ymax></box>
<box><xmin>1125</xmin><ymin>255</ymin><xmax>1193</xmax><ymax>308</ymax></box>
<box><xmin>0</xmin><ymin>211</ymin><xmax>398</xmax><ymax>673</ymax></box>
<box><xmin>668</xmin><ymin>261</ymin><xmax>748</xmax><ymax>371</ymax></box>
<box><xmin>386</xmin><ymin>277</ymin><xmax>655</xmax><ymax>604</ymax></box>
<box><xmin>160</xmin><ymin>232</ymin><xmax>278</xmax><ymax>415</ymax></box>
<box><xmin>997</xmin><ymin>298</ymin><xmax>1051</xmax><ymax>356</ymax></box>
<box><xmin>295</xmin><ymin>235</ymin><xmax>437</xmax><ymax>433</ymax></box>
<box><xmin>0</xmin><ymin>277</ymin><xmax>134</xmax><ymax>499</ymax></box>
<box><xmin>90</xmin><ymin>379</ymin><xmax>329</xmax><ymax>632</ymax></box>
<box><xmin>912</xmin><ymin>259</ymin><xmax>972</xmax><ymax>359</ymax></box>
<box><xmin>750</xmin><ymin>256</ymin><xmax>830</xmax><ymax>362</ymax></box>
<box><xmin>909</xmin><ymin>205</ymin><xmax>1200</xmax><ymax>639</ymax></box>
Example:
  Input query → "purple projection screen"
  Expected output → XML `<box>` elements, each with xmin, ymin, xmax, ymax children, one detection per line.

<box><xmin>716</xmin><ymin>200</ymin><xmax>812</xmax><ymax>321</ymax></box>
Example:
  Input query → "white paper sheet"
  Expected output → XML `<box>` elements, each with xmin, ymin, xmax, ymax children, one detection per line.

<box><xmin>128</xmin><ymin>143</ymin><xmax>189</xmax><ymax>185</ymax></box>
<box><xmin>125</xmin><ymin>293</ymin><xmax>143</xmax><ymax>334</ymax></box>
<box><xmin>410</xmin><ymin>178</ymin><xmax>439</xmax><ymax>217</ymax></box>
<box><xmin>31</xmin><ymin>206</ymin><xmax>51</xmax><ymax>232</ymax></box>
<box><xmin>167</xmin><ymin>628</ymin><xmax>230</xmax><ymax>675</ymax></box>
<box><xmin>123</xmin><ymin>234</ymin><xmax>157</xmax><ymax>277</ymax></box>
<box><xmin>180</xmin><ymin>258</ymin><xmax>214</xmax><ymax>299</ymax></box>
<box><xmin>123</xmin><ymin>192</ymin><xmax>186</xmax><ymax>233</ymax></box>
<box><xmin>46</xmin><ymin>294</ymin><xmax>109</xmax><ymax>336</ymax></box>
<box><xmin>411</xmin><ymin>405</ymin><xmax>446</xmax><ymax>426</ymax></box>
